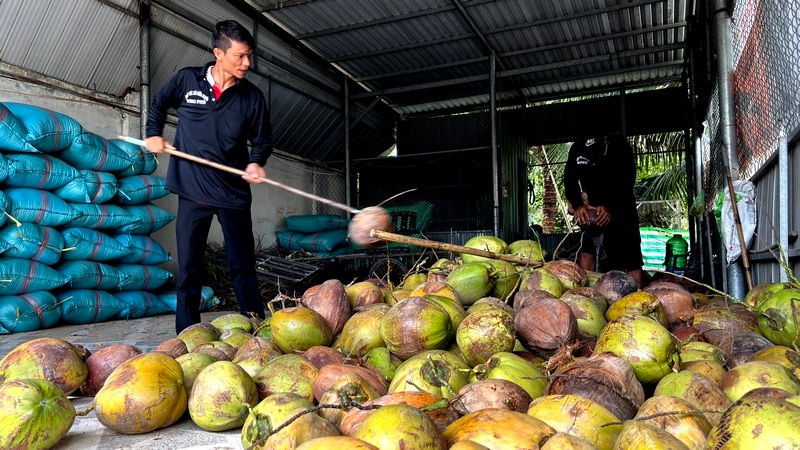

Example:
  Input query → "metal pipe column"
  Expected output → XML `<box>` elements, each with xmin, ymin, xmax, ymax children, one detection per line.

<box><xmin>490</xmin><ymin>52</ymin><xmax>500</xmax><ymax>237</ymax></box>
<box><xmin>139</xmin><ymin>0</ymin><xmax>151</xmax><ymax>138</ymax></box>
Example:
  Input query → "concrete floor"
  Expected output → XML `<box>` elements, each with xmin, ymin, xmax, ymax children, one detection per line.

<box><xmin>0</xmin><ymin>310</ymin><xmax>248</xmax><ymax>450</ymax></box>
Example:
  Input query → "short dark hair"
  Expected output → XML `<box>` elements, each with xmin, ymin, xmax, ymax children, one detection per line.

<box><xmin>213</xmin><ymin>20</ymin><xmax>255</xmax><ymax>51</ymax></box>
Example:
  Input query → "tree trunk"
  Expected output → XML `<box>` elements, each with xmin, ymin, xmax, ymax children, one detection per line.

<box><xmin>537</xmin><ymin>146</ymin><xmax>558</xmax><ymax>234</ymax></box>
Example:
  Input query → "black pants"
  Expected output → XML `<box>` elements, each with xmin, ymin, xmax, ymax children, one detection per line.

<box><xmin>174</xmin><ymin>197</ymin><xmax>264</xmax><ymax>334</ymax></box>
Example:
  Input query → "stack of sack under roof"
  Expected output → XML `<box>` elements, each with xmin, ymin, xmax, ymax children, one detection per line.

<box><xmin>0</xmin><ymin>102</ymin><xmax>217</xmax><ymax>334</ymax></box>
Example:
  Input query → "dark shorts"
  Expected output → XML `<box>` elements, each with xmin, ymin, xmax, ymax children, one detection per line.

<box><xmin>578</xmin><ymin>218</ymin><xmax>644</xmax><ymax>272</ymax></box>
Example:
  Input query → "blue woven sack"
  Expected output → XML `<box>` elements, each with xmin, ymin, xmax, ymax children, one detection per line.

<box><xmin>113</xmin><ymin>234</ymin><xmax>172</xmax><ymax>265</ymax></box>
<box><xmin>59</xmin><ymin>131</ymin><xmax>134</xmax><ymax>172</ymax></box>
<box><xmin>5</xmin><ymin>187</ymin><xmax>80</xmax><ymax>227</ymax></box>
<box><xmin>297</xmin><ymin>229</ymin><xmax>349</xmax><ymax>252</ymax></box>
<box><xmin>110</xmin><ymin>139</ymin><xmax>159</xmax><ymax>175</ymax></box>
<box><xmin>0</xmin><ymin>257</ymin><xmax>68</xmax><ymax>295</ymax></box>
<box><xmin>276</xmin><ymin>230</ymin><xmax>305</xmax><ymax>251</ymax></box>
<box><xmin>0</xmin><ymin>191</ymin><xmax>9</xmax><ymax>228</ymax></box>
<box><xmin>0</xmin><ymin>222</ymin><xmax>64</xmax><ymax>265</ymax></box>
<box><xmin>115</xmin><ymin>175</ymin><xmax>169</xmax><ymax>205</ymax></box>
<box><xmin>58</xmin><ymin>289</ymin><xmax>127</xmax><ymax>324</ymax></box>
<box><xmin>57</xmin><ymin>259</ymin><xmax>128</xmax><ymax>290</ymax></box>
<box><xmin>0</xmin><ymin>153</ymin><xmax>9</xmax><ymax>183</ymax></box>
<box><xmin>158</xmin><ymin>286</ymin><xmax>219</xmax><ymax>313</ymax></box>
<box><xmin>0</xmin><ymin>103</ymin><xmax>36</xmax><ymax>153</ymax></box>
<box><xmin>4</xmin><ymin>103</ymin><xmax>83</xmax><ymax>152</ymax></box>
<box><xmin>61</xmin><ymin>227</ymin><xmax>133</xmax><ymax>262</ymax></box>
<box><xmin>53</xmin><ymin>169</ymin><xmax>118</xmax><ymax>204</ymax></box>
<box><xmin>5</xmin><ymin>153</ymin><xmax>79</xmax><ymax>190</ymax></box>
<box><xmin>115</xmin><ymin>203</ymin><xmax>175</xmax><ymax>234</ymax></box>
<box><xmin>114</xmin><ymin>263</ymin><xmax>174</xmax><ymax>291</ymax></box>
<box><xmin>285</xmin><ymin>214</ymin><xmax>349</xmax><ymax>233</ymax></box>
<box><xmin>69</xmin><ymin>203</ymin><xmax>138</xmax><ymax>230</ymax></box>
<box><xmin>0</xmin><ymin>291</ymin><xmax>61</xmax><ymax>333</ymax></box>
<box><xmin>114</xmin><ymin>290</ymin><xmax>172</xmax><ymax>320</ymax></box>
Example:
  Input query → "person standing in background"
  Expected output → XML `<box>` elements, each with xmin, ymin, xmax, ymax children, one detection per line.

<box><xmin>563</xmin><ymin>134</ymin><xmax>644</xmax><ymax>288</ymax></box>
<box><xmin>145</xmin><ymin>20</ymin><xmax>273</xmax><ymax>333</ymax></box>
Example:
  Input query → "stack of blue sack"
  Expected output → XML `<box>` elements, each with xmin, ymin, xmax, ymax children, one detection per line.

<box><xmin>0</xmin><ymin>102</ymin><xmax>217</xmax><ymax>333</ymax></box>
<box><xmin>276</xmin><ymin>214</ymin><xmax>350</xmax><ymax>257</ymax></box>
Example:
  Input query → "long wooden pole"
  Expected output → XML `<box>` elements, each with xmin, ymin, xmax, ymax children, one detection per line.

<box><xmin>117</xmin><ymin>136</ymin><xmax>361</xmax><ymax>214</ymax></box>
<box><xmin>370</xmin><ymin>230</ymin><xmax>543</xmax><ymax>267</ymax></box>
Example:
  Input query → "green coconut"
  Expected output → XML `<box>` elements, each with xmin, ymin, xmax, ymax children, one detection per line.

<box><xmin>379</xmin><ymin>296</ymin><xmax>454</xmax><ymax>360</ymax></box>
<box><xmin>527</xmin><ymin>394</ymin><xmax>622</xmax><ymax>449</ymax></box>
<box><xmin>445</xmin><ymin>262</ymin><xmax>494</xmax><ymax>305</ymax></box>
<box><xmin>253</xmin><ymin>354</ymin><xmax>320</xmax><ymax>402</ymax></box>
<box><xmin>0</xmin><ymin>337</ymin><xmax>88</xmax><ymax>395</ymax></box>
<box><xmin>189</xmin><ymin>360</ymin><xmax>259</xmax><ymax>431</ymax></box>
<box><xmin>507</xmin><ymin>239</ymin><xmax>546</xmax><ymax>262</ymax></box>
<box><xmin>634</xmin><ymin>395</ymin><xmax>711</xmax><ymax>450</ymax></box>
<box><xmin>520</xmin><ymin>267</ymin><xmax>566</xmax><ymax>297</ymax></box>
<box><xmin>706</xmin><ymin>396</ymin><xmax>800</xmax><ymax>448</ymax></box>
<box><xmin>460</xmin><ymin>236</ymin><xmax>508</xmax><ymax>263</ymax></box>
<box><xmin>339</xmin><ymin>304</ymin><xmax>390</xmax><ymax>357</ymax></box>
<box><xmin>471</xmin><ymin>351</ymin><xmax>547</xmax><ymax>400</ymax></box>
<box><xmin>718</xmin><ymin>360</ymin><xmax>800</xmax><ymax>402</ymax></box>
<box><xmin>653</xmin><ymin>370</ymin><xmax>732</xmax><ymax>426</ymax></box>
<box><xmin>456</xmin><ymin>308</ymin><xmax>516</xmax><ymax>367</ymax></box>
<box><xmin>211</xmin><ymin>313</ymin><xmax>254</xmax><ymax>333</ymax></box>
<box><xmin>270</xmin><ymin>306</ymin><xmax>333</xmax><ymax>354</ymax></box>
<box><xmin>487</xmin><ymin>259</ymin><xmax>522</xmax><ymax>300</ymax></box>
<box><xmin>0</xmin><ymin>378</ymin><xmax>76</xmax><ymax>450</ymax></box>
<box><xmin>175</xmin><ymin>352</ymin><xmax>218</xmax><ymax>391</ymax></box>
<box><xmin>756</xmin><ymin>287</ymin><xmax>800</xmax><ymax>347</ymax></box>
<box><xmin>613</xmin><ymin>420</ymin><xmax>690</xmax><ymax>449</ymax></box>
<box><xmin>389</xmin><ymin>350</ymin><xmax>471</xmax><ymax>399</ymax></box>
<box><xmin>354</xmin><ymin>404</ymin><xmax>447</xmax><ymax>450</ymax></box>
<box><xmin>594</xmin><ymin>314</ymin><xmax>677</xmax><ymax>385</ymax></box>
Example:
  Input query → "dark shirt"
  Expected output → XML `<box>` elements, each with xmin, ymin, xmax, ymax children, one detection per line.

<box><xmin>146</xmin><ymin>62</ymin><xmax>273</xmax><ymax>209</ymax></box>
<box><xmin>564</xmin><ymin>135</ymin><xmax>643</xmax><ymax>270</ymax></box>
<box><xmin>564</xmin><ymin>135</ymin><xmax>637</xmax><ymax>221</ymax></box>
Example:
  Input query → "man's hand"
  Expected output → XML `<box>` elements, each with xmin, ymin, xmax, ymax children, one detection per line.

<box><xmin>145</xmin><ymin>136</ymin><xmax>171</xmax><ymax>154</ymax></box>
<box><xmin>573</xmin><ymin>205</ymin><xmax>611</xmax><ymax>227</ymax></box>
<box><xmin>243</xmin><ymin>163</ymin><xmax>266</xmax><ymax>184</ymax></box>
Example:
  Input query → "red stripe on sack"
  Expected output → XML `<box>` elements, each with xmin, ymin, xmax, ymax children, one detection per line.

<box><xmin>20</xmin><ymin>293</ymin><xmax>45</xmax><ymax>327</ymax></box>
<box><xmin>91</xmin><ymin>291</ymin><xmax>102</xmax><ymax>323</ymax></box>
<box><xmin>46</xmin><ymin>110</ymin><xmax>62</xmax><ymax>152</ymax></box>
<box><xmin>36</xmin><ymin>190</ymin><xmax>48</xmax><ymax>224</ymax></box>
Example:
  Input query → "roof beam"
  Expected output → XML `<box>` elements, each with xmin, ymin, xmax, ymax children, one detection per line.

<box><xmin>350</xmin><ymin>44</ymin><xmax>687</xmax><ymax>99</ymax></box>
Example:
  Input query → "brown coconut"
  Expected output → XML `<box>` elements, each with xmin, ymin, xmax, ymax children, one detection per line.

<box><xmin>80</xmin><ymin>344</ymin><xmax>143</xmax><ymax>396</ymax></box>
<box><xmin>546</xmin><ymin>352</ymin><xmax>645</xmax><ymax>421</ymax></box>
<box><xmin>302</xmin><ymin>279</ymin><xmax>352</xmax><ymax>336</ymax></box>
<box><xmin>451</xmin><ymin>379</ymin><xmax>532</xmax><ymax>415</ymax></box>
<box><xmin>152</xmin><ymin>338</ymin><xmax>188</xmax><ymax>358</ymax></box>
<box><xmin>514</xmin><ymin>297</ymin><xmax>578</xmax><ymax>357</ymax></box>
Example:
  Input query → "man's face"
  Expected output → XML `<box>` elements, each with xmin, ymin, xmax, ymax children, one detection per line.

<box><xmin>216</xmin><ymin>40</ymin><xmax>252</xmax><ymax>79</ymax></box>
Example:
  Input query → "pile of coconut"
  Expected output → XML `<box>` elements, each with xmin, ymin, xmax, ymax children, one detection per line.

<box><xmin>2</xmin><ymin>234</ymin><xmax>800</xmax><ymax>449</ymax></box>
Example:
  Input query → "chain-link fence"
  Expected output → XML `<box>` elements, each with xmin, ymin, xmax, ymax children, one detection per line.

<box><xmin>704</xmin><ymin>0</ymin><xmax>800</xmax><ymax>206</ymax></box>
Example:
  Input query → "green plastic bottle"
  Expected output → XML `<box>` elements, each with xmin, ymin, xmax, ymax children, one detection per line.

<box><xmin>664</xmin><ymin>234</ymin><xmax>689</xmax><ymax>273</ymax></box>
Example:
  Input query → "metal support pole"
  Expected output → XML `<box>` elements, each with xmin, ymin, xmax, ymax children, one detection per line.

<box><xmin>490</xmin><ymin>52</ymin><xmax>500</xmax><ymax>237</ymax></box>
<box><xmin>139</xmin><ymin>0</ymin><xmax>151</xmax><ymax>139</ymax></box>
<box><xmin>779</xmin><ymin>133</ymin><xmax>789</xmax><ymax>282</ymax></box>
<box><xmin>344</xmin><ymin>78</ymin><xmax>352</xmax><ymax>214</ymax></box>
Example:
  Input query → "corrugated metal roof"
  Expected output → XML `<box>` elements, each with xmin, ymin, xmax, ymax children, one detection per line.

<box><xmin>247</xmin><ymin>0</ymin><xmax>692</xmax><ymax>118</ymax></box>
<box><xmin>0</xmin><ymin>0</ymin><xmax>699</xmax><ymax>163</ymax></box>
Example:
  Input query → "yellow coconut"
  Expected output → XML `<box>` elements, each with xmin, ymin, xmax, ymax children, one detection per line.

<box><xmin>444</xmin><ymin>408</ymin><xmax>555</xmax><ymax>449</ymax></box>
<box><xmin>527</xmin><ymin>394</ymin><xmax>621</xmax><ymax>450</ymax></box>
<box><xmin>94</xmin><ymin>352</ymin><xmax>188</xmax><ymax>434</ymax></box>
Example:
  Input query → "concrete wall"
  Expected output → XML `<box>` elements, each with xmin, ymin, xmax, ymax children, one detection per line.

<box><xmin>1</xmin><ymin>74</ymin><xmax>324</xmax><ymax>275</ymax></box>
